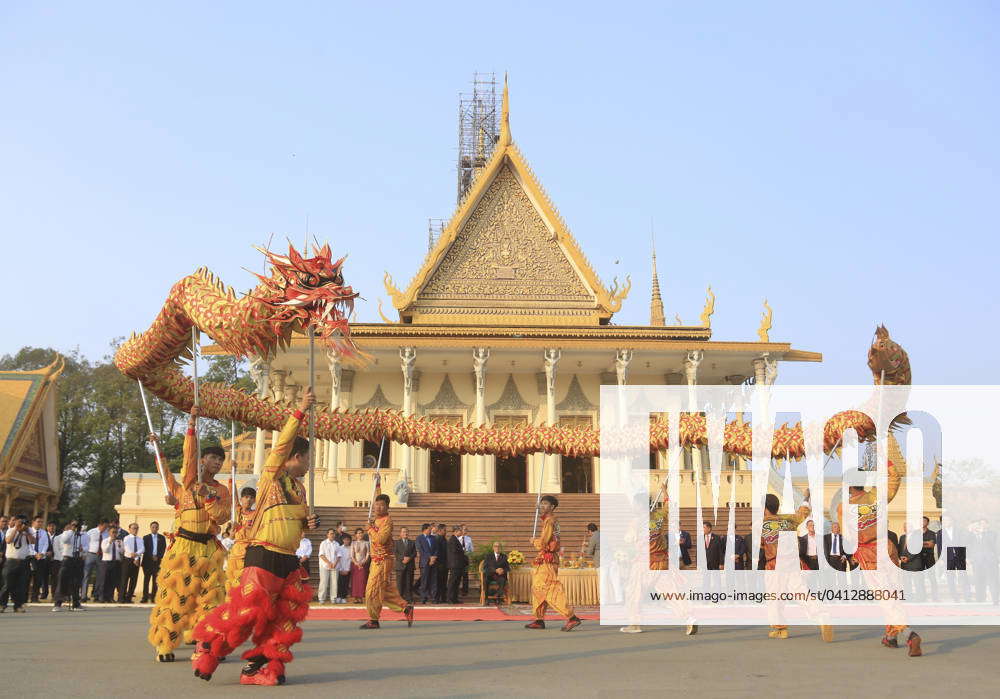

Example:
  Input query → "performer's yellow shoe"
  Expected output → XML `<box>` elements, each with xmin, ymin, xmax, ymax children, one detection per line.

<box><xmin>768</xmin><ymin>628</ymin><xmax>788</xmax><ymax>639</ymax></box>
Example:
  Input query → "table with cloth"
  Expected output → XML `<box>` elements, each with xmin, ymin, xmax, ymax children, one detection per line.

<box><xmin>508</xmin><ymin>566</ymin><xmax>599</xmax><ymax>606</ymax></box>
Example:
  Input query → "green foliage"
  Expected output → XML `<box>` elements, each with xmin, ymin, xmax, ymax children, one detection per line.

<box><xmin>0</xmin><ymin>343</ymin><xmax>205</xmax><ymax>524</ymax></box>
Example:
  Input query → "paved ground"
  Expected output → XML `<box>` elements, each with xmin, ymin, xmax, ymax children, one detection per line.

<box><xmin>3</xmin><ymin>606</ymin><xmax>999</xmax><ymax>697</ymax></box>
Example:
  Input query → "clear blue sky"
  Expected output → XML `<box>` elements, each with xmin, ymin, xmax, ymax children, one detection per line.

<box><xmin>2</xmin><ymin>2</ymin><xmax>997</xmax><ymax>384</ymax></box>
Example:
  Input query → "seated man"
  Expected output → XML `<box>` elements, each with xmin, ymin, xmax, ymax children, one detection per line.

<box><xmin>483</xmin><ymin>541</ymin><xmax>509</xmax><ymax>605</ymax></box>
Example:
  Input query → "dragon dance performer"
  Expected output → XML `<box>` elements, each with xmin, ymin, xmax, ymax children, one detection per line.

<box><xmin>191</xmin><ymin>388</ymin><xmax>319</xmax><ymax>686</ymax></box>
<box><xmin>359</xmin><ymin>493</ymin><xmax>414</xmax><ymax>629</ymax></box>
<box><xmin>620</xmin><ymin>482</ymin><xmax>697</xmax><ymax>635</ymax></box>
<box><xmin>147</xmin><ymin>409</ymin><xmax>231</xmax><ymax>662</ymax></box>
<box><xmin>838</xmin><ymin>433</ymin><xmax>922</xmax><ymax>656</ymax></box>
<box><xmin>225</xmin><ymin>486</ymin><xmax>257</xmax><ymax>592</ymax></box>
<box><xmin>758</xmin><ymin>493</ymin><xmax>833</xmax><ymax>642</ymax></box>
<box><xmin>525</xmin><ymin>495</ymin><xmax>583</xmax><ymax>632</ymax></box>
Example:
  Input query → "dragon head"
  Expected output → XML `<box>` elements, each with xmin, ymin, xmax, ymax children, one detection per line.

<box><xmin>867</xmin><ymin>325</ymin><xmax>911</xmax><ymax>386</ymax></box>
<box><xmin>253</xmin><ymin>242</ymin><xmax>359</xmax><ymax>355</ymax></box>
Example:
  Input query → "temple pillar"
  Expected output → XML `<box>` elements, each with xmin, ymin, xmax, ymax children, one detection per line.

<box><xmin>544</xmin><ymin>349</ymin><xmax>561</xmax><ymax>492</ymax></box>
<box><xmin>325</xmin><ymin>351</ymin><xmax>341</xmax><ymax>482</ymax></box>
<box><xmin>3</xmin><ymin>487</ymin><xmax>19</xmax><ymax>516</ymax></box>
<box><xmin>400</xmin><ymin>347</ymin><xmax>416</xmax><ymax>484</ymax></box>
<box><xmin>472</xmin><ymin>348</ymin><xmax>490</xmax><ymax>492</ymax></box>
<box><xmin>684</xmin><ymin>350</ymin><xmax>704</xmax><ymax>478</ymax></box>
<box><xmin>249</xmin><ymin>356</ymin><xmax>271</xmax><ymax>476</ymax></box>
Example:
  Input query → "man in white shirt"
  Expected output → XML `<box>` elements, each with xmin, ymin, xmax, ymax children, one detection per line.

<box><xmin>1</xmin><ymin>514</ymin><xmax>36</xmax><ymax>612</ymax></box>
<box><xmin>334</xmin><ymin>533</ymin><xmax>352</xmax><ymax>603</ymax></box>
<box><xmin>53</xmin><ymin>522</ymin><xmax>87</xmax><ymax>611</ymax></box>
<box><xmin>296</xmin><ymin>535</ymin><xmax>314</xmax><ymax>580</ymax></box>
<box><xmin>99</xmin><ymin>525</ymin><xmax>124</xmax><ymax>603</ymax></box>
<box><xmin>29</xmin><ymin>515</ymin><xmax>53</xmax><ymax>602</ymax></box>
<box><xmin>799</xmin><ymin>519</ymin><xmax>820</xmax><ymax>570</ymax></box>
<box><xmin>317</xmin><ymin>529</ymin><xmax>339</xmax><ymax>603</ymax></box>
<box><xmin>121</xmin><ymin>523</ymin><xmax>144</xmax><ymax>603</ymax></box>
<box><xmin>81</xmin><ymin>519</ymin><xmax>109</xmax><ymax>601</ymax></box>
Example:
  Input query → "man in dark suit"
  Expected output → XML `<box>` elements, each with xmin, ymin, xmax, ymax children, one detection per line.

<box><xmin>445</xmin><ymin>525</ymin><xmax>467</xmax><ymax>604</ymax></box>
<box><xmin>972</xmin><ymin>518</ymin><xmax>999</xmax><ymax>605</ymax></box>
<box><xmin>434</xmin><ymin>523</ymin><xmax>448</xmax><ymax>603</ymax></box>
<box><xmin>416</xmin><ymin>523</ymin><xmax>439</xmax><ymax>604</ymax></box>
<box><xmin>678</xmin><ymin>529</ymin><xmax>692</xmax><ymax>567</ymax></box>
<box><xmin>798</xmin><ymin>519</ymin><xmax>820</xmax><ymax>570</ymax></box>
<box><xmin>141</xmin><ymin>521</ymin><xmax>167</xmax><ymax>603</ymax></box>
<box><xmin>702</xmin><ymin>522</ymin><xmax>723</xmax><ymax>570</ymax></box>
<box><xmin>936</xmin><ymin>515</ymin><xmax>967</xmax><ymax>602</ymax></box>
<box><xmin>394</xmin><ymin>526</ymin><xmax>417</xmax><ymax>603</ymax></box>
<box><xmin>824</xmin><ymin>521</ymin><xmax>851</xmax><ymax>572</ymax></box>
<box><xmin>899</xmin><ymin>525</ymin><xmax>928</xmax><ymax>601</ymax></box>
<box><xmin>483</xmin><ymin>541</ymin><xmax>509</xmax><ymax>605</ymax></box>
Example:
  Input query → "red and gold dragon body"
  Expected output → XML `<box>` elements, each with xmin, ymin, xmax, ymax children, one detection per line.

<box><xmin>115</xmin><ymin>245</ymin><xmax>909</xmax><ymax>458</ymax></box>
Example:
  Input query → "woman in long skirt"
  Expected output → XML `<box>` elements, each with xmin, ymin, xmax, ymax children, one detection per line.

<box><xmin>349</xmin><ymin>527</ymin><xmax>370</xmax><ymax>602</ymax></box>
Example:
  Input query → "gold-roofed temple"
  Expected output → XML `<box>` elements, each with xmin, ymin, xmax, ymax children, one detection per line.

<box><xmin>118</xmin><ymin>74</ymin><xmax>936</xmax><ymax>545</ymax></box>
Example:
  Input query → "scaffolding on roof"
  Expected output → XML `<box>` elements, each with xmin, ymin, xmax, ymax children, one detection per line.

<box><xmin>456</xmin><ymin>72</ymin><xmax>500</xmax><ymax>203</ymax></box>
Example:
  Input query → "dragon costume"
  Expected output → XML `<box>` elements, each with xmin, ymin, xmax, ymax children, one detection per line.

<box><xmin>113</xmin><ymin>244</ymin><xmax>911</xmax><ymax>462</ymax></box>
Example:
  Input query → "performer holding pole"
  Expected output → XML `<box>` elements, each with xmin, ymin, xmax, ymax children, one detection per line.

<box><xmin>137</xmin><ymin>380</ymin><xmax>170</xmax><ymax>496</ymax></box>
<box><xmin>525</xmin><ymin>495</ymin><xmax>582</xmax><ymax>632</ymax></box>
<box><xmin>359</xmin><ymin>469</ymin><xmax>414</xmax><ymax>629</ymax></box>
<box><xmin>147</xmin><ymin>407</ymin><xmax>231</xmax><ymax>662</ymax></box>
<box><xmin>192</xmin><ymin>388</ymin><xmax>319</xmax><ymax>686</ymax></box>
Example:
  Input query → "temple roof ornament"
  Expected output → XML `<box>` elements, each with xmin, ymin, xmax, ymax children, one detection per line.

<box><xmin>700</xmin><ymin>286</ymin><xmax>715</xmax><ymax>327</ymax></box>
<box><xmin>758</xmin><ymin>299</ymin><xmax>773</xmax><ymax>342</ymax></box>
<box><xmin>383</xmin><ymin>77</ymin><xmax>628</xmax><ymax>326</ymax></box>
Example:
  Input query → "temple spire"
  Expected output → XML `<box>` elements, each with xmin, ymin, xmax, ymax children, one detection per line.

<box><xmin>498</xmin><ymin>72</ymin><xmax>511</xmax><ymax>147</ymax></box>
<box><xmin>650</xmin><ymin>222</ymin><xmax>665</xmax><ymax>326</ymax></box>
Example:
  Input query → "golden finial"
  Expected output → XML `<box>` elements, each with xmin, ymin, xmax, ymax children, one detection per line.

<box><xmin>383</xmin><ymin>271</ymin><xmax>404</xmax><ymax>308</ymax></box>
<box><xmin>499</xmin><ymin>72</ymin><xmax>511</xmax><ymax>147</ymax></box>
<box><xmin>758</xmin><ymin>299</ymin><xmax>773</xmax><ymax>342</ymax></box>
<box><xmin>699</xmin><ymin>285</ymin><xmax>715</xmax><ymax>327</ymax></box>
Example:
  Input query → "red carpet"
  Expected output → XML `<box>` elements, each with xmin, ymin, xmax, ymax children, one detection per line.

<box><xmin>307</xmin><ymin>605</ymin><xmax>599</xmax><ymax>622</ymax></box>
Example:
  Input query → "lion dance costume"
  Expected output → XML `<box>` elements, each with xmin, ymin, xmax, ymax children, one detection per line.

<box><xmin>148</xmin><ymin>427</ymin><xmax>230</xmax><ymax>661</ymax></box>
<box><xmin>191</xmin><ymin>409</ymin><xmax>313</xmax><ymax>686</ymax></box>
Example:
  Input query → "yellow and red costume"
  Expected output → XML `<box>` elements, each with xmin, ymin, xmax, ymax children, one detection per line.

<box><xmin>192</xmin><ymin>410</ymin><xmax>313</xmax><ymax>685</ymax></box>
<box><xmin>838</xmin><ymin>433</ymin><xmax>909</xmax><ymax>642</ymax></box>
<box><xmin>364</xmin><ymin>514</ymin><xmax>410</xmax><ymax>622</ymax></box>
<box><xmin>148</xmin><ymin>428</ymin><xmax>231</xmax><ymax>660</ymax></box>
<box><xmin>530</xmin><ymin>514</ymin><xmax>575</xmax><ymax>622</ymax></box>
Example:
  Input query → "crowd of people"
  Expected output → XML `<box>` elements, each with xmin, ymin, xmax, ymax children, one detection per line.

<box><xmin>0</xmin><ymin>513</ymin><xmax>171</xmax><ymax>612</ymax></box>
<box><xmin>311</xmin><ymin>521</ymin><xmax>478</xmax><ymax>606</ymax></box>
<box><xmin>0</xmin><ymin>513</ymin><xmax>500</xmax><ymax>613</ymax></box>
<box><xmin>3</xmin><ymin>510</ymin><xmax>999</xmax><ymax>614</ymax></box>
